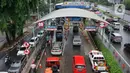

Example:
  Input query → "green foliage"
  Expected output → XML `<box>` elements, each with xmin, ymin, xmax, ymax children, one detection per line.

<box><xmin>124</xmin><ymin>0</ymin><xmax>130</xmax><ymax>10</ymax></box>
<box><xmin>0</xmin><ymin>0</ymin><xmax>41</xmax><ymax>44</ymax></box>
<box><xmin>93</xmin><ymin>36</ymin><xmax>123</xmax><ymax>73</ymax></box>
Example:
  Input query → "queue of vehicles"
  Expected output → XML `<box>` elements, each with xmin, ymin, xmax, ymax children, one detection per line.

<box><xmin>2</xmin><ymin>29</ymin><xmax>46</xmax><ymax>73</ymax></box>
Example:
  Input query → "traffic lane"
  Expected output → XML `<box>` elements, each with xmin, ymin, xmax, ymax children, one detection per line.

<box><xmin>80</xmin><ymin>31</ymin><xmax>95</xmax><ymax>73</ymax></box>
<box><xmin>98</xmin><ymin>5</ymin><xmax>130</xmax><ymax>22</ymax></box>
<box><xmin>62</xmin><ymin>28</ymin><xmax>73</xmax><ymax>73</ymax></box>
<box><xmin>112</xmin><ymin>24</ymin><xmax>130</xmax><ymax>64</ymax></box>
<box><xmin>0</xmin><ymin>56</ymin><xmax>9</xmax><ymax>71</ymax></box>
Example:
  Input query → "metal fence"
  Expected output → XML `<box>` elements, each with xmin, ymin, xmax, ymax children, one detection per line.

<box><xmin>97</xmin><ymin>30</ymin><xmax>130</xmax><ymax>73</ymax></box>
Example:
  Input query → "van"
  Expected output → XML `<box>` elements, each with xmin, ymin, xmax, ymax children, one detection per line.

<box><xmin>111</xmin><ymin>22</ymin><xmax>120</xmax><ymax>30</ymax></box>
<box><xmin>72</xmin><ymin>55</ymin><xmax>87</xmax><ymax>73</ymax></box>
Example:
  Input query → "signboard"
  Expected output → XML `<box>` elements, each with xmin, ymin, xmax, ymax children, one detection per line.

<box><xmin>99</xmin><ymin>22</ymin><xmax>108</xmax><ymax>28</ymax></box>
<box><xmin>69</xmin><ymin>17</ymin><xmax>81</xmax><ymax>21</ymax></box>
<box><xmin>46</xmin><ymin>26</ymin><xmax>57</xmax><ymax>31</ymax></box>
<box><xmin>23</xmin><ymin>42</ymin><xmax>30</xmax><ymax>48</ymax></box>
<box><xmin>85</xmin><ymin>25</ymin><xmax>97</xmax><ymax>31</ymax></box>
<box><xmin>24</xmin><ymin>49</ymin><xmax>30</xmax><ymax>55</ymax></box>
<box><xmin>38</xmin><ymin>22</ymin><xmax>44</xmax><ymax>28</ymax></box>
<box><xmin>63</xmin><ymin>2</ymin><xmax>90</xmax><ymax>6</ymax></box>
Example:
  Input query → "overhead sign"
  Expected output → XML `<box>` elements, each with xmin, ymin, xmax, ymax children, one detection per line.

<box><xmin>24</xmin><ymin>49</ymin><xmax>30</xmax><ymax>55</ymax></box>
<box><xmin>85</xmin><ymin>25</ymin><xmax>97</xmax><ymax>31</ymax></box>
<box><xmin>63</xmin><ymin>2</ymin><xmax>90</xmax><ymax>6</ymax></box>
<box><xmin>115</xmin><ymin>4</ymin><xmax>125</xmax><ymax>15</ymax></box>
<box><xmin>46</xmin><ymin>26</ymin><xmax>57</xmax><ymax>31</ymax></box>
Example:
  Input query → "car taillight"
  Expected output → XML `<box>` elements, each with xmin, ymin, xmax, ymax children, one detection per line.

<box><xmin>94</xmin><ymin>66</ymin><xmax>98</xmax><ymax>70</ymax></box>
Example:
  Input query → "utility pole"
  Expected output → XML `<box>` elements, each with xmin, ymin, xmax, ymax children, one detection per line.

<box><xmin>49</xmin><ymin>0</ymin><xmax>52</xmax><ymax>13</ymax></box>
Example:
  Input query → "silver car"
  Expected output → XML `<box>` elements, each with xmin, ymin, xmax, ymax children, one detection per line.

<box><xmin>8</xmin><ymin>61</ymin><xmax>21</xmax><ymax>73</ymax></box>
<box><xmin>111</xmin><ymin>33</ymin><xmax>122</xmax><ymax>43</ymax></box>
<box><xmin>73</xmin><ymin>36</ymin><xmax>81</xmax><ymax>46</ymax></box>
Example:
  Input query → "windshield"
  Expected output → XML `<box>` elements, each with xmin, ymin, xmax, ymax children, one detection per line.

<box><xmin>30</xmin><ymin>39</ymin><xmax>34</xmax><ymax>42</ymax></box>
<box><xmin>20</xmin><ymin>47</ymin><xmax>26</xmax><ymax>50</ymax></box>
<box><xmin>74</xmin><ymin>40</ymin><xmax>81</xmax><ymax>42</ymax></box>
<box><xmin>75</xmin><ymin>65</ymin><xmax>85</xmax><ymax>69</ymax></box>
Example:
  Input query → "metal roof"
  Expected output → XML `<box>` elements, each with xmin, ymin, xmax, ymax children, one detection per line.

<box><xmin>34</xmin><ymin>8</ymin><xmax>108</xmax><ymax>24</ymax></box>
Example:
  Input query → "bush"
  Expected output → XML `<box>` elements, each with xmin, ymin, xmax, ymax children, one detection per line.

<box><xmin>93</xmin><ymin>36</ymin><xmax>123</xmax><ymax>73</ymax></box>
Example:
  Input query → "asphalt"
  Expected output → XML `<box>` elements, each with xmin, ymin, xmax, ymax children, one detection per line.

<box><xmin>98</xmin><ymin>5</ymin><xmax>130</xmax><ymax>22</ymax></box>
<box><xmin>38</xmin><ymin>26</ymin><xmax>95</xmax><ymax>73</ymax></box>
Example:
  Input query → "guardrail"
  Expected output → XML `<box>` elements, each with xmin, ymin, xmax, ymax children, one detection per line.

<box><xmin>87</xmin><ymin>32</ymin><xmax>98</xmax><ymax>50</ymax></box>
<box><xmin>97</xmin><ymin>29</ymin><xmax>130</xmax><ymax>73</ymax></box>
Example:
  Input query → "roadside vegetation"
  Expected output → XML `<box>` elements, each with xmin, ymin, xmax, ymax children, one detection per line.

<box><xmin>93</xmin><ymin>36</ymin><xmax>123</xmax><ymax>73</ymax></box>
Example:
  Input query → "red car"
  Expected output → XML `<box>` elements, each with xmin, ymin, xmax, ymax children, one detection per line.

<box><xmin>72</xmin><ymin>55</ymin><xmax>87</xmax><ymax>73</ymax></box>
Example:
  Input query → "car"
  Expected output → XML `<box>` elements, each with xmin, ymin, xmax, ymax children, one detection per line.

<box><xmin>57</xmin><ymin>25</ymin><xmax>63</xmax><ymax>31</ymax></box>
<box><xmin>72</xmin><ymin>55</ymin><xmax>87</xmax><ymax>73</ymax></box>
<box><xmin>45</xmin><ymin>57</ymin><xmax>60</xmax><ymax>73</ymax></box>
<box><xmin>29</xmin><ymin>37</ymin><xmax>39</xmax><ymax>47</ymax></box>
<box><xmin>8</xmin><ymin>61</ymin><xmax>21</xmax><ymax>73</ymax></box>
<box><xmin>17</xmin><ymin>44</ymin><xmax>31</xmax><ymax>56</ymax></box>
<box><xmin>37</xmin><ymin>30</ymin><xmax>44</xmax><ymax>38</ymax></box>
<box><xmin>112</xmin><ymin>17</ymin><xmax>120</xmax><ymax>22</ymax></box>
<box><xmin>73</xmin><ymin>26</ymin><xmax>79</xmax><ymax>34</ymax></box>
<box><xmin>73</xmin><ymin>36</ymin><xmax>81</xmax><ymax>46</ymax></box>
<box><xmin>51</xmin><ymin>42</ymin><xmax>63</xmax><ymax>55</ymax></box>
<box><xmin>111</xmin><ymin>22</ymin><xmax>120</xmax><ymax>30</ymax></box>
<box><xmin>104</xmin><ymin>27</ymin><xmax>114</xmax><ymax>35</ymax></box>
<box><xmin>88</xmin><ymin>50</ymin><xmax>109</xmax><ymax>72</ymax></box>
<box><xmin>123</xmin><ymin>24</ymin><xmax>130</xmax><ymax>31</ymax></box>
<box><xmin>111</xmin><ymin>33</ymin><xmax>122</xmax><ymax>43</ymax></box>
<box><xmin>56</xmin><ymin>31</ymin><xmax>63</xmax><ymax>42</ymax></box>
<box><xmin>124</xmin><ymin>43</ymin><xmax>130</xmax><ymax>52</ymax></box>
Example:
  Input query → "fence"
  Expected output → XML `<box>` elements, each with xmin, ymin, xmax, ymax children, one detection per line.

<box><xmin>97</xmin><ymin>30</ymin><xmax>130</xmax><ymax>73</ymax></box>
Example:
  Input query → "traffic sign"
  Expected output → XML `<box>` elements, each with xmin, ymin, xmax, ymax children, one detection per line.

<box><xmin>23</xmin><ymin>42</ymin><xmax>30</xmax><ymax>48</ymax></box>
<box><xmin>85</xmin><ymin>25</ymin><xmax>97</xmax><ymax>31</ymax></box>
<box><xmin>99</xmin><ymin>22</ymin><xmax>108</xmax><ymax>28</ymax></box>
<box><xmin>24</xmin><ymin>49</ymin><xmax>30</xmax><ymax>55</ymax></box>
<box><xmin>38</xmin><ymin>22</ymin><xmax>44</xmax><ymax>28</ymax></box>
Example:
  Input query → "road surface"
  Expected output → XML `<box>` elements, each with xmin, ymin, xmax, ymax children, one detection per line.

<box><xmin>38</xmin><ymin>27</ymin><xmax>95</xmax><ymax>73</ymax></box>
<box><xmin>98</xmin><ymin>5</ymin><xmax>130</xmax><ymax>22</ymax></box>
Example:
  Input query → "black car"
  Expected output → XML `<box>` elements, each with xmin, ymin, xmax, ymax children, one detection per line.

<box><xmin>104</xmin><ymin>27</ymin><xmax>114</xmax><ymax>35</ymax></box>
<box><xmin>57</xmin><ymin>25</ymin><xmax>63</xmax><ymax>31</ymax></box>
<box><xmin>124</xmin><ymin>43</ymin><xmax>130</xmax><ymax>52</ymax></box>
<box><xmin>73</xmin><ymin>26</ymin><xmax>79</xmax><ymax>34</ymax></box>
<box><xmin>123</xmin><ymin>24</ymin><xmax>130</xmax><ymax>31</ymax></box>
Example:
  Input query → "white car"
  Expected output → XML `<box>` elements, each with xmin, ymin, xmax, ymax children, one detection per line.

<box><xmin>51</xmin><ymin>42</ymin><xmax>63</xmax><ymax>55</ymax></box>
<box><xmin>37</xmin><ymin>30</ymin><xmax>44</xmax><ymax>38</ymax></box>
<box><xmin>88</xmin><ymin>50</ymin><xmax>109</xmax><ymax>72</ymax></box>
<box><xmin>29</xmin><ymin>37</ymin><xmax>39</xmax><ymax>47</ymax></box>
<box><xmin>111</xmin><ymin>22</ymin><xmax>120</xmax><ymax>30</ymax></box>
<box><xmin>17</xmin><ymin>45</ymin><xmax>30</xmax><ymax>56</ymax></box>
<box><xmin>73</xmin><ymin>36</ymin><xmax>81</xmax><ymax>46</ymax></box>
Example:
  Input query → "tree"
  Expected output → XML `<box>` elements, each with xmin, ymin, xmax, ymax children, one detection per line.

<box><xmin>0</xmin><ymin>0</ymin><xmax>40</xmax><ymax>45</ymax></box>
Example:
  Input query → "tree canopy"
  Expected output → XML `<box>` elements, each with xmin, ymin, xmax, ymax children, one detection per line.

<box><xmin>0</xmin><ymin>0</ymin><xmax>41</xmax><ymax>45</ymax></box>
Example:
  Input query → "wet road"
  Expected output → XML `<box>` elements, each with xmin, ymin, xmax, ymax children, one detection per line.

<box><xmin>40</xmin><ymin>27</ymin><xmax>95</xmax><ymax>73</ymax></box>
<box><xmin>0</xmin><ymin>26</ymin><xmax>42</xmax><ymax>72</ymax></box>
<box><xmin>98</xmin><ymin>5</ymin><xmax>130</xmax><ymax>22</ymax></box>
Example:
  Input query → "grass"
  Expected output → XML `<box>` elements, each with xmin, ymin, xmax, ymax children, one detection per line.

<box><xmin>98</xmin><ymin>8</ymin><xmax>120</xmax><ymax>18</ymax></box>
<box><xmin>93</xmin><ymin>36</ymin><xmax>123</xmax><ymax>73</ymax></box>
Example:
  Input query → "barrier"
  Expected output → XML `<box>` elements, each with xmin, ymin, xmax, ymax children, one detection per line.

<box><xmin>97</xmin><ymin>31</ymin><xmax>130</xmax><ymax>73</ymax></box>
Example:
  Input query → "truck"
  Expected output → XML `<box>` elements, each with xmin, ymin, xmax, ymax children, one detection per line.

<box><xmin>88</xmin><ymin>50</ymin><xmax>109</xmax><ymax>72</ymax></box>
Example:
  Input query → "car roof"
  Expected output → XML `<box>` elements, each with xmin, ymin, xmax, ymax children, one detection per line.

<box><xmin>46</xmin><ymin>57</ymin><xmax>60</xmax><ymax>62</ymax></box>
<box><xmin>73</xmin><ymin>55</ymin><xmax>85</xmax><ymax>65</ymax></box>
<box><xmin>113</xmin><ymin>22</ymin><xmax>120</xmax><ymax>24</ymax></box>
<box><xmin>112</xmin><ymin>33</ymin><xmax>121</xmax><ymax>36</ymax></box>
<box><xmin>31</xmin><ymin>37</ymin><xmax>37</xmax><ymax>39</ymax></box>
